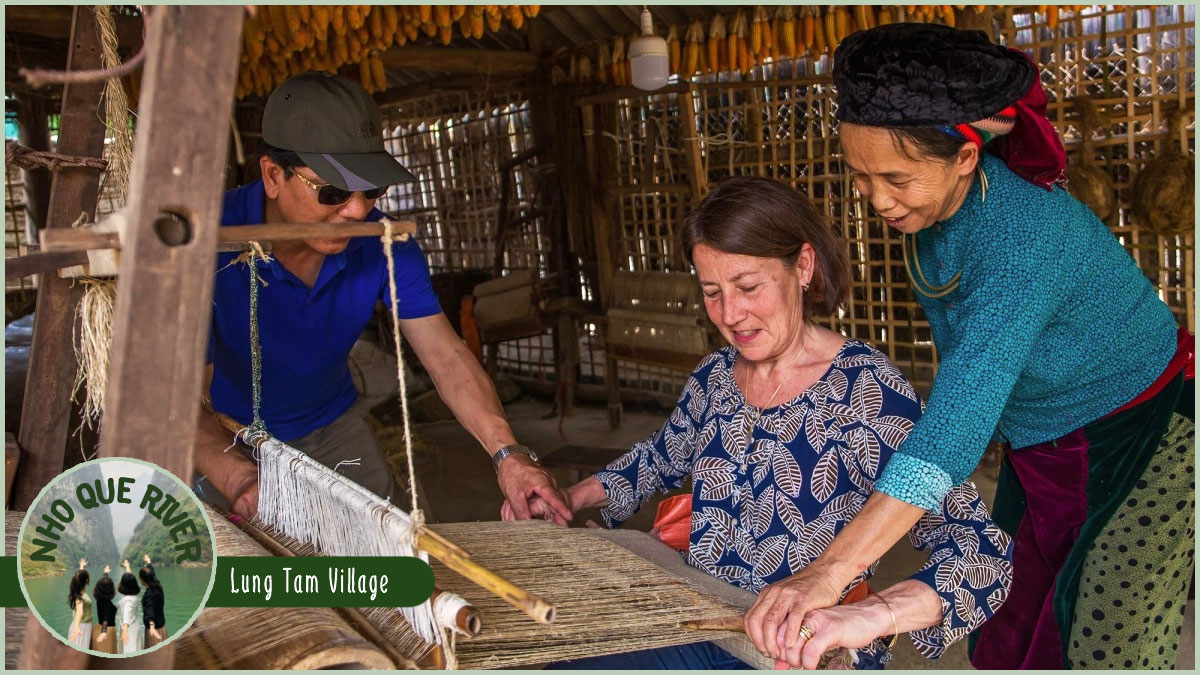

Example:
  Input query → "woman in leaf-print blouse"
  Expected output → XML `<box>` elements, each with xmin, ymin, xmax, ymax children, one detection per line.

<box><xmin>515</xmin><ymin>176</ymin><xmax>1013</xmax><ymax>670</ymax></box>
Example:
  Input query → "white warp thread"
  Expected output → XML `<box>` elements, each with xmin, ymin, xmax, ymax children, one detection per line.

<box><xmin>256</xmin><ymin>436</ymin><xmax>439</xmax><ymax>644</ymax></box>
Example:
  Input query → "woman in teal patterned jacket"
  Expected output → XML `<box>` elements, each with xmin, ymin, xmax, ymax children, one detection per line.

<box><xmin>764</xmin><ymin>23</ymin><xmax>1194</xmax><ymax>670</ymax></box>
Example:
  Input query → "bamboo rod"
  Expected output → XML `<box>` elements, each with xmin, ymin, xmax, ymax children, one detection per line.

<box><xmin>39</xmin><ymin>219</ymin><xmax>419</xmax><ymax>252</ymax></box>
<box><xmin>212</xmin><ymin>412</ymin><xmax>558</xmax><ymax>625</ymax></box>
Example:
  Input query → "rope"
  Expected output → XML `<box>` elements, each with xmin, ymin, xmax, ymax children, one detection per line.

<box><xmin>19</xmin><ymin>8</ymin><xmax>148</xmax><ymax>88</ymax></box>
<box><xmin>380</xmin><ymin>219</ymin><xmax>419</xmax><ymax>516</ymax></box>
<box><xmin>5</xmin><ymin>141</ymin><xmax>108</xmax><ymax>172</ymax></box>
<box><xmin>243</xmin><ymin>242</ymin><xmax>272</xmax><ymax>435</ymax></box>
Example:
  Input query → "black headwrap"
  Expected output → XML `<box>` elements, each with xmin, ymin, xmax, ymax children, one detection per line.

<box><xmin>832</xmin><ymin>22</ymin><xmax>1035</xmax><ymax>128</ymax></box>
<box><xmin>832</xmin><ymin>22</ymin><xmax>1067</xmax><ymax>189</ymax></box>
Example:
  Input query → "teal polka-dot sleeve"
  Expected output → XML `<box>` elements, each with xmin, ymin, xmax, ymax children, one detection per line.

<box><xmin>875</xmin><ymin>178</ymin><xmax>1073</xmax><ymax>510</ymax></box>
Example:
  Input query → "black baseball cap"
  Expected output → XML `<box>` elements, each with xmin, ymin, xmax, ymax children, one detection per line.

<box><xmin>262</xmin><ymin>71</ymin><xmax>415</xmax><ymax>191</ymax></box>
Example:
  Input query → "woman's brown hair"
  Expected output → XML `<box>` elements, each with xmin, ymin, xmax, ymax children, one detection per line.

<box><xmin>680</xmin><ymin>175</ymin><xmax>851</xmax><ymax>318</ymax></box>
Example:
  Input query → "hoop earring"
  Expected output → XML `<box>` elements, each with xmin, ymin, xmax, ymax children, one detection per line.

<box><xmin>977</xmin><ymin>165</ymin><xmax>989</xmax><ymax>203</ymax></box>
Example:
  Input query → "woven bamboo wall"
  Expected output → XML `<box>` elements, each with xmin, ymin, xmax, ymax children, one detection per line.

<box><xmin>379</xmin><ymin>90</ymin><xmax>549</xmax><ymax>273</ymax></box>
<box><xmin>1001</xmin><ymin>4</ymin><xmax>1195</xmax><ymax>330</ymax></box>
<box><xmin>587</xmin><ymin>4</ymin><xmax>1194</xmax><ymax>398</ymax></box>
<box><xmin>378</xmin><ymin>90</ymin><xmax>559</xmax><ymax>379</ymax></box>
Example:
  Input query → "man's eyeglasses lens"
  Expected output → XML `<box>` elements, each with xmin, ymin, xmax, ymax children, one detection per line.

<box><xmin>295</xmin><ymin>172</ymin><xmax>387</xmax><ymax>205</ymax></box>
<box><xmin>316</xmin><ymin>185</ymin><xmax>386</xmax><ymax>206</ymax></box>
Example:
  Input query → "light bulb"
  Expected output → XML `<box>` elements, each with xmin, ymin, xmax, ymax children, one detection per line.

<box><xmin>628</xmin><ymin>8</ymin><xmax>669</xmax><ymax>91</ymax></box>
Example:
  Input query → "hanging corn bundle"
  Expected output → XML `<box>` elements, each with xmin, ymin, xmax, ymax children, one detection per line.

<box><xmin>236</xmin><ymin>5</ymin><xmax>543</xmax><ymax>98</ymax></box>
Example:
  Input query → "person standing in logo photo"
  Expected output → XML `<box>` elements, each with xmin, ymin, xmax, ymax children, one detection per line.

<box><xmin>117</xmin><ymin>560</ymin><xmax>144</xmax><ymax>653</ymax></box>
<box><xmin>91</xmin><ymin>565</ymin><xmax>118</xmax><ymax>655</ymax></box>
<box><xmin>139</xmin><ymin>555</ymin><xmax>168</xmax><ymax>647</ymax></box>
<box><xmin>66</xmin><ymin>559</ymin><xmax>92</xmax><ymax>649</ymax></box>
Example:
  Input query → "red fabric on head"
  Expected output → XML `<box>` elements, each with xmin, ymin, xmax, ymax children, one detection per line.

<box><xmin>996</xmin><ymin>49</ymin><xmax>1067</xmax><ymax>190</ymax></box>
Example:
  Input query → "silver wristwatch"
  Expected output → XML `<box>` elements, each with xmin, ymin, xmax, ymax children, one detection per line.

<box><xmin>491</xmin><ymin>444</ymin><xmax>538</xmax><ymax>472</ymax></box>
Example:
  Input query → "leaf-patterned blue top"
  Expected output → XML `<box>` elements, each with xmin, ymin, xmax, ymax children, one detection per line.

<box><xmin>594</xmin><ymin>341</ymin><xmax>1013</xmax><ymax>661</ymax></box>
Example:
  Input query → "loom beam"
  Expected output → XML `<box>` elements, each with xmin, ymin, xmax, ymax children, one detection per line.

<box><xmin>212</xmin><ymin>412</ymin><xmax>558</xmax><ymax>626</ymax></box>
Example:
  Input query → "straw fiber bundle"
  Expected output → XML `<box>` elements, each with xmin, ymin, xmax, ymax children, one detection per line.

<box><xmin>425</xmin><ymin>520</ymin><xmax>747</xmax><ymax>670</ymax></box>
<box><xmin>1131</xmin><ymin>110</ymin><xmax>1194</xmax><ymax>234</ymax></box>
<box><xmin>246</xmin><ymin>517</ymin><xmax>748</xmax><ymax>669</ymax></box>
<box><xmin>1063</xmin><ymin>98</ymin><xmax>1116</xmax><ymax>223</ymax></box>
<box><xmin>172</xmin><ymin>507</ymin><xmax>396</xmax><ymax>670</ymax></box>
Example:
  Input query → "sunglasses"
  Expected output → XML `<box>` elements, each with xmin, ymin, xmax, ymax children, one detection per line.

<box><xmin>292</xmin><ymin>171</ymin><xmax>387</xmax><ymax>206</ymax></box>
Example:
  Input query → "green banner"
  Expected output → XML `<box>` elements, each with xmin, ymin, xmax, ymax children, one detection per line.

<box><xmin>209</xmin><ymin>556</ymin><xmax>434</xmax><ymax>607</ymax></box>
<box><xmin>1</xmin><ymin>558</ymin><xmax>26</xmax><ymax>607</ymax></box>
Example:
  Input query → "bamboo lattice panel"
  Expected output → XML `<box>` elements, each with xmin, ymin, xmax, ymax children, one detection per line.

<box><xmin>379</xmin><ymin>91</ymin><xmax>559</xmax><ymax>380</ymax></box>
<box><xmin>593</xmin><ymin>4</ymin><xmax>1194</xmax><ymax>398</ymax></box>
<box><xmin>1000</xmin><ymin>4</ymin><xmax>1195</xmax><ymax>330</ymax></box>
<box><xmin>380</xmin><ymin>90</ymin><xmax>550</xmax><ymax>275</ymax></box>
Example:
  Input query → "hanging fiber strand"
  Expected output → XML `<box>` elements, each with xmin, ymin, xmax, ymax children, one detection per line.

<box><xmin>95</xmin><ymin>5</ymin><xmax>135</xmax><ymax>207</ymax></box>
<box><xmin>70</xmin><ymin>277</ymin><xmax>117</xmax><ymax>441</ymax></box>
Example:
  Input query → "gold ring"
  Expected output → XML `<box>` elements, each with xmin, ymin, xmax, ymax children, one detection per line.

<box><xmin>798</xmin><ymin>624</ymin><xmax>815</xmax><ymax>642</ymax></box>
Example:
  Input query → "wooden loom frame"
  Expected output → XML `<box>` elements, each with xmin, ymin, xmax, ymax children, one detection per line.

<box><xmin>10</xmin><ymin>7</ymin><xmax>557</xmax><ymax>669</ymax></box>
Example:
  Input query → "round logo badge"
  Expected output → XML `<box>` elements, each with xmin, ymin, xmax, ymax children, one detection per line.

<box><xmin>17</xmin><ymin>458</ymin><xmax>216</xmax><ymax>657</ymax></box>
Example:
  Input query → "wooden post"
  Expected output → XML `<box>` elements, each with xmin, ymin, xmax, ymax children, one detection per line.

<box><xmin>14</xmin><ymin>92</ymin><xmax>52</xmax><ymax>234</ymax></box>
<box><xmin>96</xmin><ymin>8</ymin><xmax>242</xmax><ymax>668</ymax></box>
<box><xmin>99</xmin><ymin>6</ymin><xmax>243</xmax><ymax>477</ymax></box>
<box><xmin>679</xmin><ymin>87</ymin><xmax>708</xmax><ymax>203</ymax></box>
<box><xmin>15</xmin><ymin>6</ymin><xmax>109</xmax><ymax>671</ymax></box>
<box><xmin>13</xmin><ymin>6</ymin><xmax>108</xmax><ymax>512</ymax></box>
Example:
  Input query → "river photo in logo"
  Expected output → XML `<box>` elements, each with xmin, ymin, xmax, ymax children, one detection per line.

<box><xmin>18</xmin><ymin>458</ymin><xmax>216</xmax><ymax>657</ymax></box>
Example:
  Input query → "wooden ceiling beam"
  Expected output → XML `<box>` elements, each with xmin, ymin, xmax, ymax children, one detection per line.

<box><xmin>379</xmin><ymin>44</ymin><xmax>536</xmax><ymax>76</ymax></box>
<box><xmin>5</xmin><ymin>5</ymin><xmax>144</xmax><ymax>48</ymax></box>
<box><xmin>373</xmin><ymin>73</ymin><xmax>528</xmax><ymax>108</ymax></box>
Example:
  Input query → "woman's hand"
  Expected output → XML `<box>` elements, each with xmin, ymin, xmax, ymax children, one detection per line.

<box><xmin>96</xmin><ymin>631</ymin><xmax>106</xmax><ymax>644</ymax></box>
<box><xmin>79</xmin><ymin>558</ymin><xmax>87</xmax><ymax>570</ymax></box>
<box><xmin>122</xmin><ymin>560</ymin><xmax>131</xmax><ymax>573</ymax></box>
<box><xmin>103</xmin><ymin>564</ymin><xmax>111</xmax><ymax>575</ymax></box>
<box><xmin>150</xmin><ymin>627</ymin><xmax>162</xmax><ymax>640</ymax></box>
<box><xmin>143</xmin><ymin>554</ymin><xmax>151</xmax><ymax>565</ymax></box>
<box><xmin>69</xmin><ymin>627</ymin><xmax>78</xmax><ymax>641</ymax></box>
<box><xmin>122</xmin><ymin>629</ymin><xmax>130</xmax><ymax>646</ymax></box>
<box><xmin>775</xmin><ymin>598</ymin><xmax>893</xmax><ymax>670</ymax></box>
<box><xmin>744</xmin><ymin>563</ymin><xmax>843</xmax><ymax>664</ymax></box>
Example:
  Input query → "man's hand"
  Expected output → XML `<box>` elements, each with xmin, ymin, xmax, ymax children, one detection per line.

<box><xmin>744</xmin><ymin>563</ymin><xmax>843</xmax><ymax>665</ymax></box>
<box><xmin>226</xmin><ymin>464</ymin><xmax>260</xmax><ymax>520</ymax></box>
<box><xmin>495</xmin><ymin>455</ymin><xmax>572</xmax><ymax>525</ymax></box>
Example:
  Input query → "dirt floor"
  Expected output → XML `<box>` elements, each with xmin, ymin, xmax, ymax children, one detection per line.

<box><xmin>351</xmin><ymin>340</ymin><xmax>1194</xmax><ymax>670</ymax></box>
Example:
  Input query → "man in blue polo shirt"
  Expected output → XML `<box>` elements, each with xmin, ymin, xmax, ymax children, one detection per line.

<box><xmin>194</xmin><ymin>72</ymin><xmax>571</xmax><ymax>525</ymax></box>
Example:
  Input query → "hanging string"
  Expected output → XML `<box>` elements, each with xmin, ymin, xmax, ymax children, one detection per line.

<box><xmin>380</xmin><ymin>219</ymin><xmax>419</xmax><ymax>516</ymax></box>
<box><xmin>244</xmin><ymin>241</ymin><xmax>271</xmax><ymax>435</ymax></box>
